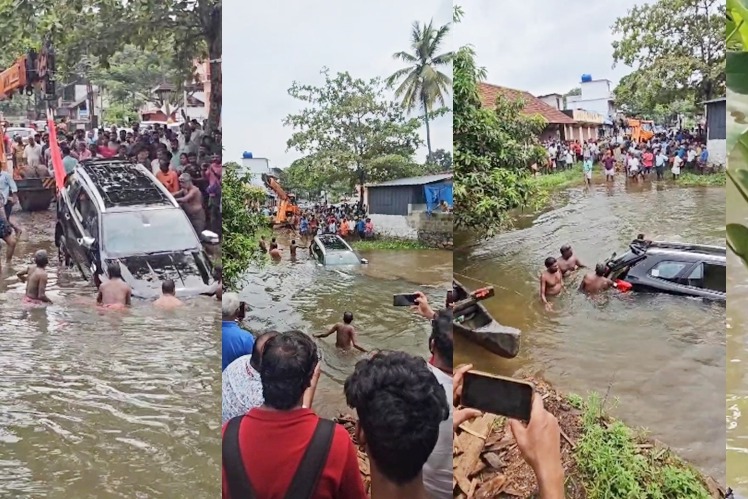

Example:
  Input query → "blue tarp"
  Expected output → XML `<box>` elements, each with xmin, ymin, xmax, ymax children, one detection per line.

<box><xmin>424</xmin><ymin>182</ymin><xmax>453</xmax><ymax>213</ymax></box>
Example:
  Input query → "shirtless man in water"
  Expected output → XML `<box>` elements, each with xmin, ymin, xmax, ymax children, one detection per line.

<box><xmin>97</xmin><ymin>263</ymin><xmax>132</xmax><ymax>307</ymax></box>
<box><xmin>314</xmin><ymin>312</ymin><xmax>367</xmax><ymax>352</ymax></box>
<box><xmin>174</xmin><ymin>174</ymin><xmax>206</xmax><ymax>235</ymax></box>
<box><xmin>268</xmin><ymin>242</ymin><xmax>282</xmax><ymax>261</ymax></box>
<box><xmin>17</xmin><ymin>250</ymin><xmax>52</xmax><ymax>303</ymax></box>
<box><xmin>153</xmin><ymin>279</ymin><xmax>183</xmax><ymax>309</ymax></box>
<box><xmin>557</xmin><ymin>244</ymin><xmax>585</xmax><ymax>275</ymax></box>
<box><xmin>579</xmin><ymin>263</ymin><xmax>617</xmax><ymax>294</ymax></box>
<box><xmin>540</xmin><ymin>257</ymin><xmax>564</xmax><ymax>311</ymax></box>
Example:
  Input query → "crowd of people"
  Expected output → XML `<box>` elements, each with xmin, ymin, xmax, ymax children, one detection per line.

<box><xmin>0</xmin><ymin>117</ymin><xmax>222</xmax><ymax>306</ymax></box>
<box><xmin>221</xmin><ymin>290</ymin><xmax>566</xmax><ymax>498</ymax></box>
<box><xmin>2</xmin><ymin>119</ymin><xmax>222</xmax><ymax>237</ymax></box>
<box><xmin>536</xmin><ymin>129</ymin><xmax>713</xmax><ymax>185</ymax></box>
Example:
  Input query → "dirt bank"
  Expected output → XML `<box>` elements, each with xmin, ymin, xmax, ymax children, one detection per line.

<box><xmin>337</xmin><ymin>378</ymin><xmax>725</xmax><ymax>498</ymax></box>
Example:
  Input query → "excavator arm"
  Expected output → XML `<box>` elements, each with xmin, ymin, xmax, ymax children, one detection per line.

<box><xmin>260</xmin><ymin>173</ymin><xmax>300</xmax><ymax>226</ymax></box>
<box><xmin>0</xmin><ymin>40</ymin><xmax>56</xmax><ymax>171</ymax></box>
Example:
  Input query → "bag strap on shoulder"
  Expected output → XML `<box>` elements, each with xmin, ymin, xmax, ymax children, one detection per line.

<box><xmin>285</xmin><ymin>418</ymin><xmax>336</xmax><ymax>499</ymax></box>
<box><xmin>222</xmin><ymin>415</ymin><xmax>256</xmax><ymax>499</ymax></box>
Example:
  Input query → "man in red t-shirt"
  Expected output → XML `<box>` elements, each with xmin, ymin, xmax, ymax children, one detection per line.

<box><xmin>222</xmin><ymin>330</ymin><xmax>366</xmax><ymax>499</ymax></box>
<box><xmin>344</xmin><ymin>351</ymin><xmax>449</xmax><ymax>499</ymax></box>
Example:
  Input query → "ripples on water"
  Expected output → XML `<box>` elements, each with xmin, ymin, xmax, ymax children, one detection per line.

<box><xmin>238</xmin><ymin>243</ymin><xmax>452</xmax><ymax>416</ymax></box>
<box><xmin>0</xmin><ymin>211</ymin><xmax>220</xmax><ymax>498</ymax></box>
<box><xmin>728</xmin><ymin>179</ymin><xmax>748</xmax><ymax>494</ymax></box>
<box><xmin>455</xmin><ymin>182</ymin><xmax>725</xmax><ymax>481</ymax></box>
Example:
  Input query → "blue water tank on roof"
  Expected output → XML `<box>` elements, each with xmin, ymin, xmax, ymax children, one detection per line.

<box><xmin>581</xmin><ymin>74</ymin><xmax>592</xmax><ymax>83</ymax></box>
<box><xmin>242</xmin><ymin>151</ymin><xmax>253</xmax><ymax>159</ymax></box>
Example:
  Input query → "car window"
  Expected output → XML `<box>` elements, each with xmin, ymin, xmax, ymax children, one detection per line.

<box><xmin>703</xmin><ymin>262</ymin><xmax>726</xmax><ymax>293</ymax></box>
<box><xmin>102</xmin><ymin>209</ymin><xmax>199</xmax><ymax>256</ymax></box>
<box><xmin>685</xmin><ymin>263</ymin><xmax>703</xmax><ymax>288</ymax></box>
<box><xmin>648</xmin><ymin>260</ymin><xmax>688</xmax><ymax>280</ymax></box>
<box><xmin>72</xmin><ymin>188</ymin><xmax>98</xmax><ymax>237</ymax></box>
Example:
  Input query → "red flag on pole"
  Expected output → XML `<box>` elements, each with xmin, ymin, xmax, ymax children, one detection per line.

<box><xmin>46</xmin><ymin>108</ymin><xmax>66</xmax><ymax>190</ymax></box>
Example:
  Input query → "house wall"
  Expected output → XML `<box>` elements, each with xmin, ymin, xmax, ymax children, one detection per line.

<box><xmin>368</xmin><ymin>211</ymin><xmax>453</xmax><ymax>248</ymax></box>
<box><xmin>539</xmin><ymin>95</ymin><xmax>562</xmax><ymax>110</ymax></box>
<box><xmin>707</xmin><ymin>139</ymin><xmax>726</xmax><ymax>167</ymax></box>
<box><xmin>368</xmin><ymin>185</ymin><xmax>421</xmax><ymax>216</ymax></box>
<box><xmin>540</xmin><ymin>126</ymin><xmax>560</xmax><ymax>143</ymax></box>
<box><xmin>565</xmin><ymin>124</ymin><xmax>598</xmax><ymax>142</ymax></box>
<box><xmin>565</xmin><ymin>97</ymin><xmax>614</xmax><ymax>118</ymax></box>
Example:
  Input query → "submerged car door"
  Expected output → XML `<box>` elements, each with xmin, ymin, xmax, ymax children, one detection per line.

<box><xmin>67</xmin><ymin>186</ymin><xmax>98</xmax><ymax>277</ymax></box>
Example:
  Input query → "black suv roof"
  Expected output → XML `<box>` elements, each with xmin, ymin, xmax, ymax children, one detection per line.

<box><xmin>637</xmin><ymin>241</ymin><xmax>726</xmax><ymax>263</ymax></box>
<box><xmin>78</xmin><ymin>159</ymin><xmax>172</xmax><ymax>209</ymax></box>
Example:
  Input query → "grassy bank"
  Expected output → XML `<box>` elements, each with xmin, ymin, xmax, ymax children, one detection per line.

<box><xmin>528</xmin><ymin>163</ymin><xmax>726</xmax><ymax>196</ymax></box>
<box><xmin>453</xmin><ymin>379</ymin><xmax>723</xmax><ymax>499</ymax></box>
<box><xmin>349</xmin><ymin>238</ymin><xmax>431</xmax><ymax>251</ymax></box>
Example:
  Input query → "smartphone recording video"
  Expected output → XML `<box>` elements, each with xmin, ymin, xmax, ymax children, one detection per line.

<box><xmin>461</xmin><ymin>370</ymin><xmax>534</xmax><ymax>421</ymax></box>
<box><xmin>393</xmin><ymin>293</ymin><xmax>419</xmax><ymax>307</ymax></box>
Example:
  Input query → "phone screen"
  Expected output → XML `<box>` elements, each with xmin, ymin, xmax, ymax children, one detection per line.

<box><xmin>461</xmin><ymin>371</ymin><xmax>534</xmax><ymax>421</ymax></box>
<box><xmin>393</xmin><ymin>293</ymin><xmax>418</xmax><ymax>307</ymax></box>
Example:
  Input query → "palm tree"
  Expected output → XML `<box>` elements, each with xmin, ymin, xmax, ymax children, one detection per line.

<box><xmin>387</xmin><ymin>20</ymin><xmax>452</xmax><ymax>160</ymax></box>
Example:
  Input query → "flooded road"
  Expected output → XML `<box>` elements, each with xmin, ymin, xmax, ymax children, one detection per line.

<box><xmin>0</xmin><ymin>210</ymin><xmax>220</xmax><ymax>498</ymax></box>
<box><xmin>728</xmin><ymin>177</ymin><xmax>748</xmax><ymax>494</ymax></box>
<box><xmin>238</xmin><ymin>239</ymin><xmax>452</xmax><ymax>417</ymax></box>
<box><xmin>455</xmin><ymin>183</ymin><xmax>725</xmax><ymax>481</ymax></box>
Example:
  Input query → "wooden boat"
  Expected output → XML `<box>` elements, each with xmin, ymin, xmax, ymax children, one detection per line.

<box><xmin>15</xmin><ymin>177</ymin><xmax>55</xmax><ymax>211</ymax></box>
<box><xmin>452</xmin><ymin>279</ymin><xmax>521</xmax><ymax>358</ymax></box>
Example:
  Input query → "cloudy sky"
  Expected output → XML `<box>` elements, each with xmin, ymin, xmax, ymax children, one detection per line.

<box><xmin>453</xmin><ymin>0</ymin><xmax>651</xmax><ymax>96</ymax></box>
<box><xmin>223</xmin><ymin>0</ymin><xmax>453</xmax><ymax>169</ymax></box>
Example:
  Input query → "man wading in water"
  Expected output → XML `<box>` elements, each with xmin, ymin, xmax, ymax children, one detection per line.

<box><xmin>540</xmin><ymin>257</ymin><xmax>564</xmax><ymax>311</ymax></box>
<box><xmin>579</xmin><ymin>263</ymin><xmax>617</xmax><ymax>294</ymax></box>
<box><xmin>557</xmin><ymin>244</ymin><xmax>585</xmax><ymax>275</ymax></box>
<box><xmin>17</xmin><ymin>250</ymin><xmax>52</xmax><ymax>304</ymax></box>
<box><xmin>97</xmin><ymin>263</ymin><xmax>132</xmax><ymax>308</ymax></box>
<box><xmin>315</xmin><ymin>312</ymin><xmax>367</xmax><ymax>352</ymax></box>
<box><xmin>153</xmin><ymin>279</ymin><xmax>183</xmax><ymax>309</ymax></box>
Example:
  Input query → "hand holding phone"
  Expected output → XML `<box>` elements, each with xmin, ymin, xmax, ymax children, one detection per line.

<box><xmin>461</xmin><ymin>370</ymin><xmax>534</xmax><ymax>421</ymax></box>
<box><xmin>393</xmin><ymin>293</ymin><xmax>419</xmax><ymax>307</ymax></box>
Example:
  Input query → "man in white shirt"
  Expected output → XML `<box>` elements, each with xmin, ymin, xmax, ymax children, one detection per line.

<box><xmin>23</xmin><ymin>136</ymin><xmax>43</xmax><ymax>168</ymax></box>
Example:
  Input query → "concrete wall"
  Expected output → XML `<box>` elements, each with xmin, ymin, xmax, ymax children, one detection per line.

<box><xmin>707</xmin><ymin>139</ymin><xmax>726</xmax><ymax>167</ymax></box>
<box><xmin>369</xmin><ymin>211</ymin><xmax>453</xmax><ymax>249</ymax></box>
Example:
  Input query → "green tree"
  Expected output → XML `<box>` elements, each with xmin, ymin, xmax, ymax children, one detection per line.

<box><xmin>0</xmin><ymin>0</ymin><xmax>221</xmax><ymax>131</ymax></box>
<box><xmin>89</xmin><ymin>45</ymin><xmax>182</xmax><ymax>114</ymax></box>
<box><xmin>221</xmin><ymin>162</ymin><xmax>268</xmax><ymax>290</ymax></box>
<box><xmin>453</xmin><ymin>46</ymin><xmax>546</xmax><ymax>237</ymax></box>
<box><xmin>386</xmin><ymin>20</ymin><xmax>453</xmax><ymax>158</ymax></box>
<box><xmin>612</xmin><ymin>0</ymin><xmax>724</xmax><ymax>113</ymax></box>
<box><xmin>284</xmin><ymin>69</ymin><xmax>422</xmax><ymax>203</ymax></box>
<box><xmin>426</xmin><ymin>149</ymin><xmax>452</xmax><ymax>170</ymax></box>
<box><xmin>562</xmin><ymin>87</ymin><xmax>580</xmax><ymax>108</ymax></box>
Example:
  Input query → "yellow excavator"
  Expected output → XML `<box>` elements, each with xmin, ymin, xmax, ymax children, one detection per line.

<box><xmin>627</xmin><ymin>118</ymin><xmax>655</xmax><ymax>143</ymax></box>
<box><xmin>261</xmin><ymin>173</ymin><xmax>301</xmax><ymax>226</ymax></box>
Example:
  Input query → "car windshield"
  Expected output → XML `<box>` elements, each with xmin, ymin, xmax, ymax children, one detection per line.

<box><xmin>325</xmin><ymin>250</ymin><xmax>361</xmax><ymax>265</ymax></box>
<box><xmin>102</xmin><ymin>209</ymin><xmax>199</xmax><ymax>256</ymax></box>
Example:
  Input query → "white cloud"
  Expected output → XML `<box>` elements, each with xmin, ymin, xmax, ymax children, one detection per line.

<box><xmin>453</xmin><ymin>0</ymin><xmax>652</xmax><ymax>96</ymax></box>
<box><xmin>223</xmin><ymin>0</ymin><xmax>453</xmax><ymax>169</ymax></box>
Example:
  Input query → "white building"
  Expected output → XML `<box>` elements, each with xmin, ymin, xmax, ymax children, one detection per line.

<box><xmin>565</xmin><ymin>77</ymin><xmax>616</xmax><ymax>119</ymax></box>
<box><xmin>704</xmin><ymin>98</ymin><xmax>726</xmax><ymax>167</ymax></box>
<box><xmin>240</xmin><ymin>154</ymin><xmax>271</xmax><ymax>187</ymax></box>
<box><xmin>538</xmin><ymin>93</ymin><xmax>563</xmax><ymax>111</ymax></box>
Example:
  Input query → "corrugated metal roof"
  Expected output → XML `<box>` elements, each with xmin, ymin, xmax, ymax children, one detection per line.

<box><xmin>367</xmin><ymin>173</ymin><xmax>453</xmax><ymax>188</ymax></box>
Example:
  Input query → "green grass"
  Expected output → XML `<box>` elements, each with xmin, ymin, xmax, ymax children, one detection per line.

<box><xmin>527</xmin><ymin>163</ymin><xmax>589</xmax><ymax>191</ymax></box>
<box><xmin>571</xmin><ymin>393</ymin><xmax>712</xmax><ymax>499</ymax></box>
<box><xmin>349</xmin><ymin>238</ymin><xmax>431</xmax><ymax>250</ymax></box>
<box><xmin>676</xmin><ymin>171</ymin><xmax>726</xmax><ymax>187</ymax></box>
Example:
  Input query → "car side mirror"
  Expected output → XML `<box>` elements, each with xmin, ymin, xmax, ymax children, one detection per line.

<box><xmin>78</xmin><ymin>236</ymin><xmax>96</xmax><ymax>250</ymax></box>
<box><xmin>360</xmin><ymin>258</ymin><xmax>368</xmax><ymax>264</ymax></box>
<box><xmin>201</xmin><ymin>230</ymin><xmax>219</xmax><ymax>244</ymax></box>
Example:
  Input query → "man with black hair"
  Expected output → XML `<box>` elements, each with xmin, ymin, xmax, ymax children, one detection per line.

<box><xmin>97</xmin><ymin>262</ymin><xmax>132</xmax><ymax>307</ymax></box>
<box><xmin>222</xmin><ymin>330</ymin><xmax>365</xmax><ymax>499</ymax></box>
<box><xmin>221</xmin><ymin>330</ymin><xmax>279</xmax><ymax>423</ymax></box>
<box><xmin>153</xmin><ymin>279</ymin><xmax>183</xmax><ymax>309</ymax></box>
<box><xmin>344</xmin><ymin>350</ymin><xmax>449</xmax><ymax>498</ymax></box>
<box><xmin>17</xmin><ymin>250</ymin><xmax>52</xmax><ymax>304</ymax></box>
<box><xmin>412</xmin><ymin>291</ymin><xmax>467</xmax><ymax>498</ymax></box>
<box><xmin>315</xmin><ymin>312</ymin><xmax>366</xmax><ymax>352</ymax></box>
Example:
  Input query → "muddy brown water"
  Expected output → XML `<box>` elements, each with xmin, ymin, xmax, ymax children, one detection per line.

<box><xmin>728</xmin><ymin>178</ymin><xmax>748</xmax><ymax>495</ymax></box>
<box><xmin>455</xmin><ymin>182</ymin><xmax>726</xmax><ymax>482</ymax></box>
<box><xmin>0</xmin><ymin>210</ymin><xmax>220</xmax><ymax>498</ymax></box>
<box><xmin>237</xmin><ymin>235</ymin><xmax>452</xmax><ymax>417</ymax></box>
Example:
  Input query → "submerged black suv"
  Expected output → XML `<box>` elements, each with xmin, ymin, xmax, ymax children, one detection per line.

<box><xmin>604</xmin><ymin>240</ymin><xmax>726</xmax><ymax>302</ymax></box>
<box><xmin>55</xmin><ymin>159</ymin><xmax>216</xmax><ymax>299</ymax></box>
